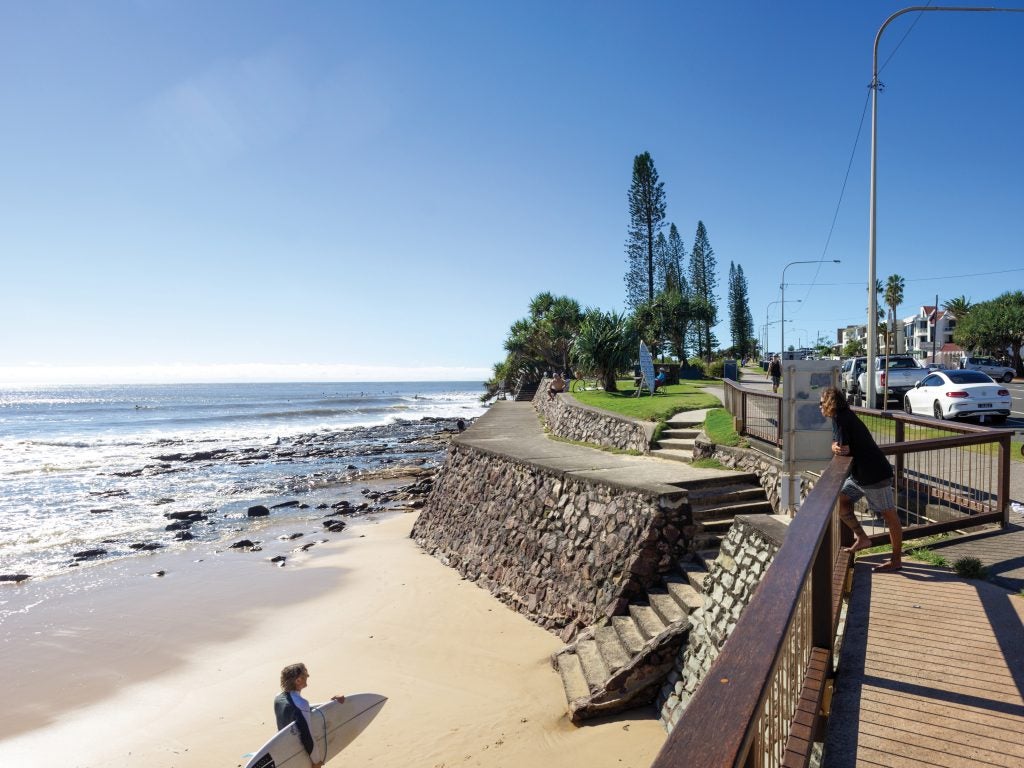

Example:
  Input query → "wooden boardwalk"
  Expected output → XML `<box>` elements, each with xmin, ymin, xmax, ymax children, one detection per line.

<box><xmin>824</xmin><ymin>556</ymin><xmax>1024</xmax><ymax>767</ymax></box>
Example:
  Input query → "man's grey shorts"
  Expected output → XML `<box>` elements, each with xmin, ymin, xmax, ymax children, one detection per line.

<box><xmin>841</xmin><ymin>477</ymin><xmax>895</xmax><ymax>513</ymax></box>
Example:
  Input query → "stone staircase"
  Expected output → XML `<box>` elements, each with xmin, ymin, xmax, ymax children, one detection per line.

<box><xmin>649</xmin><ymin>409</ymin><xmax>709</xmax><ymax>463</ymax></box>
<box><xmin>514</xmin><ymin>380</ymin><xmax>540</xmax><ymax>401</ymax></box>
<box><xmin>687</xmin><ymin>475</ymin><xmax>773</xmax><ymax>551</ymax></box>
<box><xmin>553</xmin><ymin>475</ymin><xmax>773</xmax><ymax>723</ymax></box>
<box><xmin>553</xmin><ymin>553</ymin><xmax>711</xmax><ymax>724</ymax></box>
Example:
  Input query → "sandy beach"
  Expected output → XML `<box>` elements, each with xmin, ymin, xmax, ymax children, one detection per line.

<box><xmin>0</xmin><ymin>509</ymin><xmax>664</xmax><ymax>768</ymax></box>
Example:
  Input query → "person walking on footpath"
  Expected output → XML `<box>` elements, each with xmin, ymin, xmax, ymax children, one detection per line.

<box><xmin>767</xmin><ymin>355</ymin><xmax>782</xmax><ymax>393</ymax></box>
<box><xmin>819</xmin><ymin>387</ymin><xmax>903</xmax><ymax>572</ymax></box>
<box><xmin>274</xmin><ymin>663</ymin><xmax>346</xmax><ymax>768</ymax></box>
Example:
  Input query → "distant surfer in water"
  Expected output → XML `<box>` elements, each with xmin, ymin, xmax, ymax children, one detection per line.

<box><xmin>274</xmin><ymin>663</ymin><xmax>345</xmax><ymax>768</ymax></box>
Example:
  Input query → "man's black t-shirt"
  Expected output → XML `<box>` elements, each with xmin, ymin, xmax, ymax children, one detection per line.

<box><xmin>831</xmin><ymin>408</ymin><xmax>893</xmax><ymax>485</ymax></box>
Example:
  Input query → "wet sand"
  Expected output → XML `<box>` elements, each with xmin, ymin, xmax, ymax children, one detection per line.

<box><xmin>0</xmin><ymin>511</ymin><xmax>664</xmax><ymax>768</ymax></box>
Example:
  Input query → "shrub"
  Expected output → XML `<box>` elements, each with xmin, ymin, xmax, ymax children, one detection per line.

<box><xmin>953</xmin><ymin>556</ymin><xmax>988</xmax><ymax>580</ymax></box>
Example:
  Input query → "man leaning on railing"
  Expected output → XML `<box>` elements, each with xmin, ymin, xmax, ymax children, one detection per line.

<box><xmin>819</xmin><ymin>387</ymin><xmax>904</xmax><ymax>572</ymax></box>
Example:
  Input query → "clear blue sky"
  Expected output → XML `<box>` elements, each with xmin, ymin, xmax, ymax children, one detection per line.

<box><xmin>2</xmin><ymin>1</ymin><xmax>1022</xmax><ymax>384</ymax></box>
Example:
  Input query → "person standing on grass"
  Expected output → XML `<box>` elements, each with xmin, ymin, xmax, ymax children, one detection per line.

<box><xmin>819</xmin><ymin>387</ymin><xmax>903</xmax><ymax>572</ymax></box>
<box><xmin>767</xmin><ymin>355</ymin><xmax>782</xmax><ymax>393</ymax></box>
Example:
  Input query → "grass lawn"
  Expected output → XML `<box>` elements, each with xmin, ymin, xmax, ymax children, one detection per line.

<box><xmin>571</xmin><ymin>380</ymin><xmax>720</xmax><ymax>422</ymax></box>
<box><xmin>703</xmin><ymin>408</ymin><xmax>743</xmax><ymax>447</ymax></box>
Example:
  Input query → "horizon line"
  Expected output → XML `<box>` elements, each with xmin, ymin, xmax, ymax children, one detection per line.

<box><xmin>0</xmin><ymin>362</ymin><xmax>491</xmax><ymax>387</ymax></box>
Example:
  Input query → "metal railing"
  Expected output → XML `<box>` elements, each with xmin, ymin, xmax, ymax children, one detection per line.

<box><xmin>651</xmin><ymin>457</ymin><xmax>854</xmax><ymax>768</ymax></box>
<box><xmin>721</xmin><ymin>379</ymin><xmax>1013</xmax><ymax>538</ymax></box>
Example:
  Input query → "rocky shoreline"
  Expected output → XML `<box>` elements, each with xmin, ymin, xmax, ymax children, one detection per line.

<box><xmin>1</xmin><ymin>416</ymin><xmax>472</xmax><ymax>584</ymax></box>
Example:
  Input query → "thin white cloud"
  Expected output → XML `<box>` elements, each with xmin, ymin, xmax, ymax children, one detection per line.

<box><xmin>147</xmin><ymin>48</ymin><xmax>310</xmax><ymax>168</ymax></box>
<box><xmin>0</xmin><ymin>363</ymin><xmax>489</xmax><ymax>386</ymax></box>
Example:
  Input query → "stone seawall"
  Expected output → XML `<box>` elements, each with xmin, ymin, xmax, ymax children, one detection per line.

<box><xmin>657</xmin><ymin>514</ymin><xmax>788</xmax><ymax>730</ymax></box>
<box><xmin>533</xmin><ymin>378</ymin><xmax>654</xmax><ymax>454</ymax></box>
<box><xmin>411</xmin><ymin>441</ymin><xmax>687</xmax><ymax>639</ymax></box>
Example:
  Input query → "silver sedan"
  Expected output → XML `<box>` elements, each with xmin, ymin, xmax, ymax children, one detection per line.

<box><xmin>903</xmin><ymin>370</ymin><xmax>1012</xmax><ymax>425</ymax></box>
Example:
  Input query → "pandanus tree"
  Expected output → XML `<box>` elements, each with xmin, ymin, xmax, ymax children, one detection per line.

<box><xmin>571</xmin><ymin>309</ymin><xmax>638</xmax><ymax>392</ymax></box>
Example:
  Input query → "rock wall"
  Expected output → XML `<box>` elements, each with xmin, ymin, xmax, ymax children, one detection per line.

<box><xmin>411</xmin><ymin>442</ymin><xmax>688</xmax><ymax>640</ymax></box>
<box><xmin>657</xmin><ymin>514</ymin><xmax>789</xmax><ymax>730</ymax></box>
<box><xmin>533</xmin><ymin>378</ymin><xmax>654</xmax><ymax>454</ymax></box>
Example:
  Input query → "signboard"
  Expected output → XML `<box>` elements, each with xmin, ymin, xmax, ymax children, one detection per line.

<box><xmin>782</xmin><ymin>359</ymin><xmax>841</xmax><ymax>475</ymax></box>
<box><xmin>638</xmin><ymin>341</ymin><xmax>656</xmax><ymax>395</ymax></box>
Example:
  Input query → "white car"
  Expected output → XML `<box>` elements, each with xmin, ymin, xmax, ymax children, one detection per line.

<box><xmin>903</xmin><ymin>370</ymin><xmax>1011</xmax><ymax>424</ymax></box>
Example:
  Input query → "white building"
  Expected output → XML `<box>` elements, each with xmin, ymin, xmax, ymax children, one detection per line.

<box><xmin>901</xmin><ymin>305</ymin><xmax>963</xmax><ymax>365</ymax></box>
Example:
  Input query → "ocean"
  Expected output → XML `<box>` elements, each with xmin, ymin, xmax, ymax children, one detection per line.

<box><xmin>0</xmin><ymin>381</ymin><xmax>485</xmax><ymax>588</ymax></box>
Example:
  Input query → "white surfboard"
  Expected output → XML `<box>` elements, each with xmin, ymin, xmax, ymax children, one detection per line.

<box><xmin>244</xmin><ymin>693</ymin><xmax>387</xmax><ymax>768</ymax></box>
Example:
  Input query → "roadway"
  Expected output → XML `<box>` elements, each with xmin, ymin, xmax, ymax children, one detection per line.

<box><xmin>737</xmin><ymin>372</ymin><xmax>1024</xmax><ymax>434</ymax></box>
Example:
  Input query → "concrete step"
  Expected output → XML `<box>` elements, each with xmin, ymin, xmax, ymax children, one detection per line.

<box><xmin>594</xmin><ymin>625</ymin><xmax>631</xmax><ymax>672</ymax></box>
<box><xmin>679</xmin><ymin>562</ymin><xmax>709</xmax><ymax>592</ymax></box>
<box><xmin>657</xmin><ymin>438</ymin><xmax>696</xmax><ymax>450</ymax></box>
<box><xmin>557</xmin><ymin>652</ymin><xmax>591</xmax><ymax>702</ymax></box>
<box><xmin>629</xmin><ymin>604</ymin><xmax>667</xmax><ymax>641</ymax></box>
<box><xmin>687</xmin><ymin>481</ymin><xmax>765</xmax><ymax>507</ymax></box>
<box><xmin>648</xmin><ymin>590</ymin><xmax>686</xmax><ymax>625</ymax></box>
<box><xmin>694</xmin><ymin>549</ymin><xmax>720</xmax><ymax>570</ymax></box>
<box><xmin>660</xmin><ymin>428</ymin><xmax>700</xmax><ymax>440</ymax></box>
<box><xmin>693</xmin><ymin>533</ymin><xmax>724</xmax><ymax>550</ymax></box>
<box><xmin>693</xmin><ymin>499</ymin><xmax>775</xmax><ymax>521</ymax></box>
<box><xmin>664</xmin><ymin>577</ymin><xmax>703</xmax><ymax>612</ymax></box>
<box><xmin>575</xmin><ymin>639</ymin><xmax>610</xmax><ymax>689</ymax></box>
<box><xmin>650</xmin><ymin>448</ymin><xmax>692</xmax><ymax>463</ymax></box>
<box><xmin>612</xmin><ymin>615</ymin><xmax>646</xmax><ymax>656</ymax></box>
<box><xmin>665</xmin><ymin>409</ymin><xmax>711</xmax><ymax>428</ymax></box>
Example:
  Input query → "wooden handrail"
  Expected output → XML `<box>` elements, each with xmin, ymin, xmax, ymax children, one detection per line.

<box><xmin>650</xmin><ymin>456</ymin><xmax>852</xmax><ymax>768</ymax></box>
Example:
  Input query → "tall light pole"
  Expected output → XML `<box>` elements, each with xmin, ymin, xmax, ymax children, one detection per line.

<box><xmin>766</xmin><ymin>299</ymin><xmax>800</xmax><ymax>358</ymax></box>
<box><xmin>866</xmin><ymin>5</ymin><xmax>1024</xmax><ymax>407</ymax></box>
<box><xmin>781</xmin><ymin>260</ymin><xmax>839</xmax><ymax>359</ymax></box>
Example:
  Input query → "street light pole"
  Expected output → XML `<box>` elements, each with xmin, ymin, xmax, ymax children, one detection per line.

<box><xmin>866</xmin><ymin>4</ymin><xmax>1024</xmax><ymax>407</ymax></box>
<box><xmin>766</xmin><ymin>299</ymin><xmax>800</xmax><ymax>358</ymax></box>
<box><xmin>781</xmin><ymin>260</ymin><xmax>839</xmax><ymax>359</ymax></box>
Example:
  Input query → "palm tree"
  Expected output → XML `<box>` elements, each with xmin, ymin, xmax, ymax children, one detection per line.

<box><xmin>884</xmin><ymin>274</ymin><xmax>905</xmax><ymax>354</ymax></box>
<box><xmin>571</xmin><ymin>309</ymin><xmax>638</xmax><ymax>392</ymax></box>
<box><xmin>942</xmin><ymin>295</ymin><xmax>972</xmax><ymax>321</ymax></box>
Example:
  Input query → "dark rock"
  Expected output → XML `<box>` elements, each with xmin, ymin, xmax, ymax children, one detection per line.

<box><xmin>315</xmin><ymin>504</ymin><xmax>329</xmax><ymax>510</ymax></box>
<box><xmin>174</xmin><ymin>531</ymin><xmax>194</xmax><ymax>541</ymax></box>
<box><xmin>165</xmin><ymin>521</ymin><xmax>193</xmax><ymax>531</ymax></box>
<box><xmin>278</xmin><ymin>533</ymin><xmax>304</xmax><ymax>540</ymax></box>
<box><xmin>298</xmin><ymin>503</ymin><xmax>310</xmax><ymax>509</ymax></box>
<box><xmin>269</xmin><ymin>555</ymin><xmax>286</xmax><ymax>563</ymax></box>
<box><xmin>323</xmin><ymin>520</ymin><xmax>347</xmax><ymax>533</ymax></box>
<box><xmin>89</xmin><ymin>508</ymin><xmax>113</xmax><ymax>514</ymax></box>
<box><xmin>130</xmin><ymin>542</ymin><xmax>164</xmax><ymax>551</ymax></box>
<box><xmin>271</xmin><ymin>500</ymin><xmax>301</xmax><ymax>509</ymax></box>
<box><xmin>73</xmin><ymin>549</ymin><xmax>107</xmax><ymax>559</ymax></box>
<box><xmin>89</xmin><ymin>489</ymin><xmax>129</xmax><ymax>498</ymax></box>
<box><xmin>164</xmin><ymin>510</ymin><xmax>208</xmax><ymax>521</ymax></box>
<box><xmin>153</xmin><ymin>570</ymin><xmax>166</xmax><ymax>577</ymax></box>
<box><xmin>229</xmin><ymin>539</ymin><xmax>259</xmax><ymax>550</ymax></box>
<box><xmin>153</xmin><ymin>498</ymin><xmax>175</xmax><ymax>506</ymax></box>
<box><xmin>0</xmin><ymin>574</ymin><xmax>31</xmax><ymax>583</ymax></box>
<box><xmin>247</xmin><ymin>505</ymin><xmax>271</xmax><ymax>517</ymax></box>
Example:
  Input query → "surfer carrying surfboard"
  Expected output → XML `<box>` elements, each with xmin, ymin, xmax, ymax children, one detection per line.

<box><xmin>274</xmin><ymin>663</ymin><xmax>346</xmax><ymax>768</ymax></box>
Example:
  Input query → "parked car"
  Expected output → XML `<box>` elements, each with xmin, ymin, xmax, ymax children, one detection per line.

<box><xmin>841</xmin><ymin>356</ymin><xmax>867</xmax><ymax>400</ymax></box>
<box><xmin>959</xmin><ymin>355</ymin><xmax>1015</xmax><ymax>383</ymax></box>
<box><xmin>904</xmin><ymin>369</ymin><xmax>1011</xmax><ymax>424</ymax></box>
<box><xmin>856</xmin><ymin>355</ymin><xmax>924</xmax><ymax>409</ymax></box>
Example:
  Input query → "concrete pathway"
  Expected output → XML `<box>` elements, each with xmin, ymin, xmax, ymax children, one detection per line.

<box><xmin>825</xmin><ymin>555</ymin><xmax>1024</xmax><ymax>768</ymax></box>
<box><xmin>458</xmin><ymin>401</ymin><xmax>739</xmax><ymax>496</ymax></box>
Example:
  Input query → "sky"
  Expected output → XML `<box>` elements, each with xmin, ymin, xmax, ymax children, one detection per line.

<box><xmin>2</xmin><ymin>1</ymin><xmax>1022</xmax><ymax>385</ymax></box>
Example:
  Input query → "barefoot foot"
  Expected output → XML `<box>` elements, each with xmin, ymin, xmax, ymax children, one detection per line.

<box><xmin>873</xmin><ymin>560</ymin><xmax>902</xmax><ymax>572</ymax></box>
<box><xmin>842</xmin><ymin>538</ymin><xmax>873</xmax><ymax>554</ymax></box>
